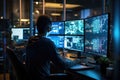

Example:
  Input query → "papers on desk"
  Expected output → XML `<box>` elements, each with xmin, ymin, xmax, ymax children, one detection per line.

<box><xmin>70</xmin><ymin>64</ymin><xmax>95</xmax><ymax>71</ymax></box>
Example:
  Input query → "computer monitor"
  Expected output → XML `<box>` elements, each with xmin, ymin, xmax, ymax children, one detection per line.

<box><xmin>65</xmin><ymin>20</ymin><xmax>84</xmax><ymax>35</ymax></box>
<box><xmin>85</xmin><ymin>36</ymin><xmax>108</xmax><ymax>57</ymax></box>
<box><xmin>34</xmin><ymin>21</ymin><xmax>65</xmax><ymax>36</ymax></box>
<box><xmin>85</xmin><ymin>13</ymin><xmax>109</xmax><ymax>57</ymax></box>
<box><xmin>11</xmin><ymin>28</ymin><xmax>30</xmax><ymax>41</ymax></box>
<box><xmin>49</xmin><ymin>21</ymin><xmax>65</xmax><ymax>35</ymax></box>
<box><xmin>47</xmin><ymin>36</ymin><xmax>64</xmax><ymax>48</ymax></box>
<box><xmin>64</xmin><ymin>36</ymin><xmax>84</xmax><ymax>52</ymax></box>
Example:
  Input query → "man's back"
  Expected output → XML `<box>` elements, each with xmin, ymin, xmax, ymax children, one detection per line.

<box><xmin>26</xmin><ymin>36</ymin><xmax>67</xmax><ymax>80</ymax></box>
<box><xmin>25</xmin><ymin>15</ymin><xmax>74</xmax><ymax>80</ymax></box>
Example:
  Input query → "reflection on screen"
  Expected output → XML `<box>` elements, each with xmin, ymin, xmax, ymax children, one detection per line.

<box><xmin>64</xmin><ymin>36</ymin><xmax>84</xmax><ymax>51</ymax></box>
<box><xmin>65</xmin><ymin>20</ymin><xmax>84</xmax><ymax>35</ymax></box>
<box><xmin>47</xmin><ymin>36</ymin><xmax>64</xmax><ymax>48</ymax></box>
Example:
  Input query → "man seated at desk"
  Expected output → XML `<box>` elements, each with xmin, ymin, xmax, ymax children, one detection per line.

<box><xmin>26</xmin><ymin>15</ymin><xmax>80</xmax><ymax>80</ymax></box>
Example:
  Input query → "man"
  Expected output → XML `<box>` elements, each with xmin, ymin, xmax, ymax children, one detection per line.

<box><xmin>26</xmin><ymin>15</ymin><xmax>75</xmax><ymax>80</ymax></box>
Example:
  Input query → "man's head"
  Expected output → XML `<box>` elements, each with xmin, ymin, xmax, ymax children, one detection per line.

<box><xmin>36</xmin><ymin>15</ymin><xmax>52</xmax><ymax>35</ymax></box>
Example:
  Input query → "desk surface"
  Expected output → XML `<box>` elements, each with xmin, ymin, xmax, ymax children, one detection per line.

<box><xmin>75</xmin><ymin>70</ymin><xmax>106</xmax><ymax>80</ymax></box>
<box><xmin>70</xmin><ymin>64</ymin><xmax>95</xmax><ymax>71</ymax></box>
<box><xmin>66</xmin><ymin>64</ymin><xmax>110</xmax><ymax>80</ymax></box>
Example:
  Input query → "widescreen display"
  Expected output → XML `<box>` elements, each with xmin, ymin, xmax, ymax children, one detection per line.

<box><xmin>85</xmin><ymin>13</ymin><xmax>109</xmax><ymax>57</ymax></box>
<box><xmin>85</xmin><ymin>36</ymin><xmax>107</xmax><ymax>56</ymax></box>
<box><xmin>65</xmin><ymin>20</ymin><xmax>84</xmax><ymax>35</ymax></box>
<box><xmin>85</xmin><ymin>14</ymin><xmax>108</xmax><ymax>34</ymax></box>
<box><xmin>49</xmin><ymin>21</ymin><xmax>64</xmax><ymax>35</ymax></box>
<box><xmin>35</xmin><ymin>21</ymin><xmax>65</xmax><ymax>35</ymax></box>
<box><xmin>47</xmin><ymin>36</ymin><xmax>64</xmax><ymax>48</ymax></box>
<box><xmin>11</xmin><ymin>28</ymin><xmax>30</xmax><ymax>40</ymax></box>
<box><xmin>64</xmin><ymin>36</ymin><xmax>84</xmax><ymax>51</ymax></box>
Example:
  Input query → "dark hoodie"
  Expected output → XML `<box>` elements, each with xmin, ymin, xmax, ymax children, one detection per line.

<box><xmin>26</xmin><ymin>36</ymin><xmax>68</xmax><ymax>80</ymax></box>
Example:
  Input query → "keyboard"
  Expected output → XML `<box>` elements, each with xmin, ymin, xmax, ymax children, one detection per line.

<box><xmin>69</xmin><ymin>64</ymin><xmax>95</xmax><ymax>71</ymax></box>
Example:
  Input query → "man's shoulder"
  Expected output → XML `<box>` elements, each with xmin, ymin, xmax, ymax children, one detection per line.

<box><xmin>28</xmin><ymin>36</ymin><xmax>53</xmax><ymax>44</ymax></box>
<box><xmin>27</xmin><ymin>36</ymin><xmax>39</xmax><ymax>47</ymax></box>
<box><xmin>29</xmin><ymin>36</ymin><xmax>39</xmax><ymax>40</ymax></box>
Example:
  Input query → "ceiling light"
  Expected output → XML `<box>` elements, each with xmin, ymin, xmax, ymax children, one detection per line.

<box><xmin>45</xmin><ymin>2</ymin><xmax>81</xmax><ymax>9</ymax></box>
<box><xmin>35</xmin><ymin>10</ymin><xmax>40</xmax><ymax>14</ymax></box>
<box><xmin>0</xmin><ymin>16</ymin><xmax>3</xmax><ymax>19</ymax></box>
<box><xmin>34</xmin><ymin>2</ymin><xmax>81</xmax><ymax>9</ymax></box>
<box><xmin>35</xmin><ymin>2</ymin><xmax>39</xmax><ymax>5</ymax></box>
<box><xmin>51</xmin><ymin>13</ymin><xmax>61</xmax><ymax>16</ymax></box>
<box><xmin>18</xmin><ymin>19</ymin><xmax>29</xmax><ymax>22</ymax></box>
<box><xmin>74</xmin><ymin>14</ymin><xmax>78</xmax><ymax>16</ymax></box>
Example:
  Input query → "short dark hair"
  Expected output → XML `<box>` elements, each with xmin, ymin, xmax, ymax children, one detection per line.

<box><xmin>36</xmin><ymin>15</ymin><xmax>52</xmax><ymax>34</ymax></box>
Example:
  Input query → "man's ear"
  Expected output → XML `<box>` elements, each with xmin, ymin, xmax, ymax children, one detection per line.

<box><xmin>46</xmin><ymin>26</ymin><xmax>50</xmax><ymax>32</ymax></box>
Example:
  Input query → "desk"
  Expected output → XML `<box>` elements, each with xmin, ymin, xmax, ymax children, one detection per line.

<box><xmin>65</xmin><ymin>65</ymin><xmax>113</xmax><ymax>80</ymax></box>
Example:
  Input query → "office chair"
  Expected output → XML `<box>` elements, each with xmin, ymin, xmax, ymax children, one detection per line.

<box><xmin>6</xmin><ymin>48</ymin><xmax>28</xmax><ymax>80</ymax></box>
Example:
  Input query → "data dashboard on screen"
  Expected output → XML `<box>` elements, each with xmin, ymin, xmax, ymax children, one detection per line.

<box><xmin>64</xmin><ymin>36</ymin><xmax>84</xmax><ymax>52</ymax></box>
<box><xmin>35</xmin><ymin>21</ymin><xmax>65</xmax><ymax>35</ymax></box>
<box><xmin>49</xmin><ymin>21</ymin><xmax>65</xmax><ymax>35</ymax></box>
<box><xmin>11</xmin><ymin>28</ymin><xmax>30</xmax><ymax>41</ymax></box>
<box><xmin>47</xmin><ymin>36</ymin><xmax>64</xmax><ymax>48</ymax></box>
<box><xmin>85</xmin><ymin>13</ymin><xmax>109</xmax><ymax>57</ymax></box>
<box><xmin>65</xmin><ymin>20</ymin><xmax>84</xmax><ymax>35</ymax></box>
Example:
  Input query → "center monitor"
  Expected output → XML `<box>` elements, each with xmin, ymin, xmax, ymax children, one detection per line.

<box><xmin>65</xmin><ymin>20</ymin><xmax>84</xmax><ymax>35</ymax></box>
<box><xmin>64</xmin><ymin>36</ymin><xmax>84</xmax><ymax>52</ymax></box>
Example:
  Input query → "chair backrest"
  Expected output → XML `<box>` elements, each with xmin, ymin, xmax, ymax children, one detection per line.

<box><xmin>6</xmin><ymin>48</ymin><xmax>28</xmax><ymax>80</ymax></box>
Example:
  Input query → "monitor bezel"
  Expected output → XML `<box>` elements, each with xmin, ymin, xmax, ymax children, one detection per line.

<box><xmin>64</xmin><ymin>19</ymin><xmax>84</xmax><ymax>36</ymax></box>
<box><xmin>84</xmin><ymin>13</ymin><xmax>110</xmax><ymax>57</ymax></box>
<box><xmin>11</xmin><ymin>27</ymin><xmax>30</xmax><ymax>41</ymax></box>
<box><xmin>64</xmin><ymin>35</ymin><xmax>85</xmax><ymax>52</ymax></box>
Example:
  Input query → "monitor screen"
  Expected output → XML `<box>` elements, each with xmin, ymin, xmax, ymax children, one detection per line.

<box><xmin>11</xmin><ymin>28</ymin><xmax>30</xmax><ymax>41</ymax></box>
<box><xmin>47</xmin><ymin>36</ymin><xmax>64</xmax><ymax>48</ymax></box>
<box><xmin>49</xmin><ymin>21</ymin><xmax>65</xmax><ymax>35</ymax></box>
<box><xmin>34</xmin><ymin>21</ymin><xmax>65</xmax><ymax>35</ymax></box>
<box><xmin>64</xmin><ymin>36</ymin><xmax>84</xmax><ymax>51</ymax></box>
<box><xmin>85</xmin><ymin>13</ymin><xmax>109</xmax><ymax>57</ymax></box>
<box><xmin>65</xmin><ymin>20</ymin><xmax>84</xmax><ymax>35</ymax></box>
<box><xmin>85</xmin><ymin>36</ymin><xmax>107</xmax><ymax>57</ymax></box>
